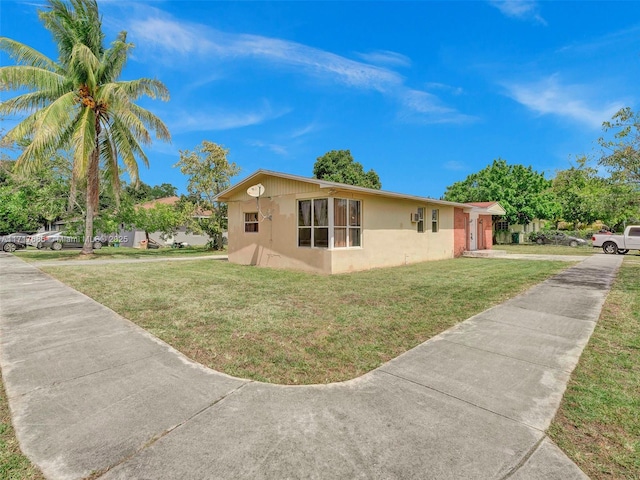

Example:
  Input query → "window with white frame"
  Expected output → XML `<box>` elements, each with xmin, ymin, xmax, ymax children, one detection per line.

<box><xmin>417</xmin><ymin>207</ymin><xmax>425</xmax><ymax>233</ymax></box>
<box><xmin>298</xmin><ymin>198</ymin><xmax>361</xmax><ymax>248</ymax></box>
<box><xmin>431</xmin><ymin>209</ymin><xmax>439</xmax><ymax>233</ymax></box>
<box><xmin>334</xmin><ymin>198</ymin><xmax>361</xmax><ymax>247</ymax></box>
<box><xmin>298</xmin><ymin>199</ymin><xmax>328</xmax><ymax>247</ymax></box>
<box><xmin>244</xmin><ymin>212</ymin><xmax>259</xmax><ymax>232</ymax></box>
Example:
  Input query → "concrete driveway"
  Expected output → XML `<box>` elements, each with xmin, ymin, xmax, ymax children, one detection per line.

<box><xmin>0</xmin><ymin>253</ymin><xmax>622</xmax><ymax>479</ymax></box>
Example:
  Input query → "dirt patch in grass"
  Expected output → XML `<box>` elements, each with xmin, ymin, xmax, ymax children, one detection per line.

<box><xmin>43</xmin><ymin>257</ymin><xmax>570</xmax><ymax>385</ymax></box>
<box><xmin>549</xmin><ymin>260</ymin><xmax>640</xmax><ymax>479</ymax></box>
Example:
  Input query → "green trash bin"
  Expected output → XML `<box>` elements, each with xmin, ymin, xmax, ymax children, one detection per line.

<box><xmin>511</xmin><ymin>232</ymin><xmax>519</xmax><ymax>244</ymax></box>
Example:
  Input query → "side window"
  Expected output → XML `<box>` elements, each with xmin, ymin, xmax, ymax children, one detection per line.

<box><xmin>244</xmin><ymin>212</ymin><xmax>259</xmax><ymax>233</ymax></box>
<box><xmin>496</xmin><ymin>220</ymin><xmax>509</xmax><ymax>230</ymax></box>
<box><xmin>314</xmin><ymin>198</ymin><xmax>329</xmax><ymax>248</ymax></box>
<box><xmin>298</xmin><ymin>200</ymin><xmax>312</xmax><ymax>247</ymax></box>
<box><xmin>349</xmin><ymin>199</ymin><xmax>361</xmax><ymax>247</ymax></box>
<box><xmin>629</xmin><ymin>228</ymin><xmax>640</xmax><ymax>237</ymax></box>
<box><xmin>417</xmin><ymin>207</ymin><xmax>425</xmax><ymax>233</ymax></box>
<box><xmin>431</xmin><ymin>209</ymin><xmax>439</xmax><ymax>233</ymax></box>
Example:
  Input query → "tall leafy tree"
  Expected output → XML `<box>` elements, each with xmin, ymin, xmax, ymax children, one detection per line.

<box><xmin>124</xmin><ymin>181</ymin><xmax>178</xmax><ymax>203</ymax></box>
<box><xmin>175</xmin><ymin>141</ymin><xmax>240</xmax><ymax>250</ymax></box>
<box><xmin>131</xmin><ymin>201</ymin><xmax>185</xmax><ymax>243</ymax></box>
<box><xmin>552</xmin><ymin>158</ymin><xmax>608</xmax><ymax>228</ymax></box>
<box><xmin>0</xmin><ymin>0</ymin><xmax>170</xmax><ymax>254</ymax></box>
<box><xmin>0</xmin><ymin>155</ymin><xmax>71</xmax><ymax>233</ymax></box>
<box><xmin>313</xmin><ymin>149</ymin><xmax>382</xmax><ymax>189</ymax></box>
<box><xmin>599</xmin><ymin>107</ymin><xmax>640</xmax><ymax>185</ymax></box>
<box><xmin>443</xmin><ymin>158</ymin><xmax>560</xmax><ymax>226</ymax></box>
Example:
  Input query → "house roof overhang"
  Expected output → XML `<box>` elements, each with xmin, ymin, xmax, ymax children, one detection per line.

<box><xmin>465</xmin><ymin>201</ymin><xmax>506</xmax><ymax>215</ymax></box>
<box><xmin>215</xmin><ymin>169</ymin><xmax>505</xmax><ymax>215</ymax></box>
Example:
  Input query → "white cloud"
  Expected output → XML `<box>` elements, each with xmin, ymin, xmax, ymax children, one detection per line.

<box><xmin>488</xmin><ymin>0</ymin><xmax>547</xmax><ymax>25</ymax></box>
<box><xmin>425</xmin><ymin>82</ymin><xmax>464</xmax><ymax>96</ymax></box>
<box><xmin>444</xmin><ymin>161</ymin><xmax>467</xmax><ymax>171</ymax></box>
<box><xmin>356</xmin><ymin>50</ymin><xmax>411</xmax><ymax>68</ymax></box>
<box><xmin>555</xmin><ymin>24</ymin><xmax>640</xmax><ymax>55</ymax></box>
<box><xmin>289</xmin><ymin>123</ymin><xmax>319</xmax><ymax>139</ymax></box>
<box><xmin>127</xmin><ymin>14</ymin><xmax>402</xmax><ymax>93</ymax></box>
<box><xmin>119</xmin><ymin>7</ymin><xmax>468</xmax><ymax>122</ymax></box>
<box><xmin>168</xmin><ymin>104</ymin><xmax>290</xmax><ymax>133</ymax></box>
<box><xmin>127</xmin><ymin>17</ymin><xmax>214</xmax><ymax>55</ymax></box>
<box><xmin>503</xmin><ymin>74</ymin><xmax>623</xmax><ymax>128</ymax></box>
<box><xmin>399</xmin><ymin>90</ymin><xmax>477</xmax><ymax>124</ymax></box>
<box><xmin>247</xmin><ymin>140</ymin><xmax>288</xmax><ymax>156</ymax></box>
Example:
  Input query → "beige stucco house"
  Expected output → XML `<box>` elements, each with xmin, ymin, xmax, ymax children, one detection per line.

<box><xmin>216</xmin><ymin>170</ymin><xmax>505</xmax><ymax>274</ymax></box>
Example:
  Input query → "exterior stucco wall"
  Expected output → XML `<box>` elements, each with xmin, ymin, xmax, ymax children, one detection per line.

<box><xmin>330</xmin><ymin>195</ymin><xmax>455</xmax><ymax>274</ymax></box>
<box><xmin>226</xmin><ymin>178</ymin><xmax>456</xmax><ymax>274</ymax></box>
<box><xmin>227</xmin><ymin>197</ymin><xmax>332</xmax><ymax>275</ymax></box>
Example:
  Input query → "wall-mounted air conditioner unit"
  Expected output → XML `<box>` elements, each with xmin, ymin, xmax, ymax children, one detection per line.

<box><xmin>411</xmin><ymin>213</ymin><xmax>420</xmax><ymax>222</ymax></box>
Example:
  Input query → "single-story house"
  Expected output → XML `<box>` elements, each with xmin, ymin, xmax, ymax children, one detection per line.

<box><xmin>493</xmin><ymin>216</ymin><xmax>547</xmax><ymax>245</ymax></box>
<box><xmin>215</xmin><ymin>170</ymin><xmax>505</xmax><ymax>274</ymax></box>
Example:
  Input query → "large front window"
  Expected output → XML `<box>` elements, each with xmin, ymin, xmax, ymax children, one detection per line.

<box><xmin>298</xmin><ymin>198</ymin><xmax>361</xmax><ymax>248</ymax></box>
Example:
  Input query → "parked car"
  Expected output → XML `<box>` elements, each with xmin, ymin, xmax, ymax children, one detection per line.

<box><xmin>533</xmin><ymin>232</ymin><xmax>587</xmax><ymax>247</ymax></box>
<box><xmin>592</xmin><ymin>225</ymin><xmax>640</xmax><ymax>255</ymax></box>
<box><xmin>39</xmin><ymin>232</ymin><xmax>103</xmax><ymax>250</ymax></box>
<box><xmin>0</xmin><ymin>232</ymin><xmax>31</xmax><ymax>252</ymax></box>
<box><xmin>32</xmin><ymin>231</ymin><xmax>58</xmax><ymax>249</ymax></box>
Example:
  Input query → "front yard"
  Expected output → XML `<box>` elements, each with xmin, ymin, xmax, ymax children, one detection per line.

<box><xmin>42</xmin><ymin>257</ymin><xmax>570</xmax><ymax>384</ymax></box>
<box><xmin>3</xmin><ymin>255</ymin><xmax>637</xmax><ymax>478</ymax></box>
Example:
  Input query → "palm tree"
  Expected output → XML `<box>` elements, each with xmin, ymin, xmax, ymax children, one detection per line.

<box><xmin>0</xmin><ymin>0</ymin><xmax>170</xmax><ymax>254</ymax></box>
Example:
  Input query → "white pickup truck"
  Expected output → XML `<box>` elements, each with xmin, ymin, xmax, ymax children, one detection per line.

<box><xmin>592</xmin><ymin>226</ymin><xmax>640</xmax><ymax>254</ymax></box>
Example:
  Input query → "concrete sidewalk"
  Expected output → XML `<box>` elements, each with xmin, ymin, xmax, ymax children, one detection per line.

<box><xmin>0</xmin><ymin>253</ymin><xmax>622</xmax><ymax>479</ymax></box>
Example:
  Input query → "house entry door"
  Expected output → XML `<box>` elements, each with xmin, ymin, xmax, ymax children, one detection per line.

<box><xmin>469</xmin><ymin>217</ymin><xmax>477</xmax><ymax>251</ymax></box>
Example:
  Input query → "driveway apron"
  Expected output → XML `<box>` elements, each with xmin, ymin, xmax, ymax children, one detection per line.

<box><xmin>0</xmin><ymin>253</ymin><xmax>622</xmax><ymax>479</ymax></box>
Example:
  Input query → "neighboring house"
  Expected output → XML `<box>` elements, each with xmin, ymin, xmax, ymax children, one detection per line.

<box><xmin>493</xmin><ymin>217</ymin><xmax>547</xmax><ymax>244</ymax></box>
<box><xmin>215</xmin><ymin>170</ymin><xmax>505</xmax><ymax>274</ymax></box>
<box><xmin>52</xmin><ymin>197</ymin><xmax>212</xmax><ymax>247</ymax></box>
<box><xmin>128</xmin><ymin>196</ymin><xmax>211</xmax><ymax>247</ymax></box>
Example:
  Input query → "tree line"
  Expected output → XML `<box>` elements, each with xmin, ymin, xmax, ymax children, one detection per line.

<box><xmin>0</xmin><ymin>139</ymin><xmax>239</xmax><ymax>250</ymax></box>
<box><xmin>443</xmin><ymin>108</ymin><xmax>640</xmax><ymax>231</ymax></box>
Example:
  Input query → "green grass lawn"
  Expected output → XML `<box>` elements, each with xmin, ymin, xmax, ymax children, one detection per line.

<box><xmin>497</xmin><ymin>243</ymin><xmax>595</xmax><ymax>255</ymax></box>
<box><xmin>0</xmin><ymin>380</ymin><xmax>44</xmax><ymax>480</ymax></box>
<box><xmin>42</xmin><ymin>257</ymin><xmax>571</xmax><ymax>385</ymax></box>
<box><xmin>549</xmin><ymin>258</ymin><xmax>640</xmax><ymax>479</ymax></box>
<box><xmin>14</xmin><ymin>245</ymin><xmax>224</xmax><ymax>262</ymax></box>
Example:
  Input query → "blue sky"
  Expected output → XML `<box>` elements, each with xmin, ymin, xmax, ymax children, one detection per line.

<box><xmin>2</xmin><ymin>0</ymin><xmax>640</xmax><ymax>198</ymax></box>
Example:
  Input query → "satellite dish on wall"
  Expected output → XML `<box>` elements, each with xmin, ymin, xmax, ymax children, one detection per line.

<box><xmin>247</xmin><ymin>184</ymin><xmax>265</xmax><ymax>198</ymax></box>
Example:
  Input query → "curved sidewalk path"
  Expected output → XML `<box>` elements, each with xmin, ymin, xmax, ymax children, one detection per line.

<box><xmin>0</xmin><ymin>253</ymin><xmax>622</xmax><ymax>479</ymax></box>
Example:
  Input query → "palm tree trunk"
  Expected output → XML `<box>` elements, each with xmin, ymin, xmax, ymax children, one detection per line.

<box><xmin>82</xmin><ymin>192</ymin><xmax>94</xmax><ymax>255</ymax></box>
<box><xmin>82</xmin><ymin>128</ymin><xmax>101</xmax><ymax>255</ymax></box>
